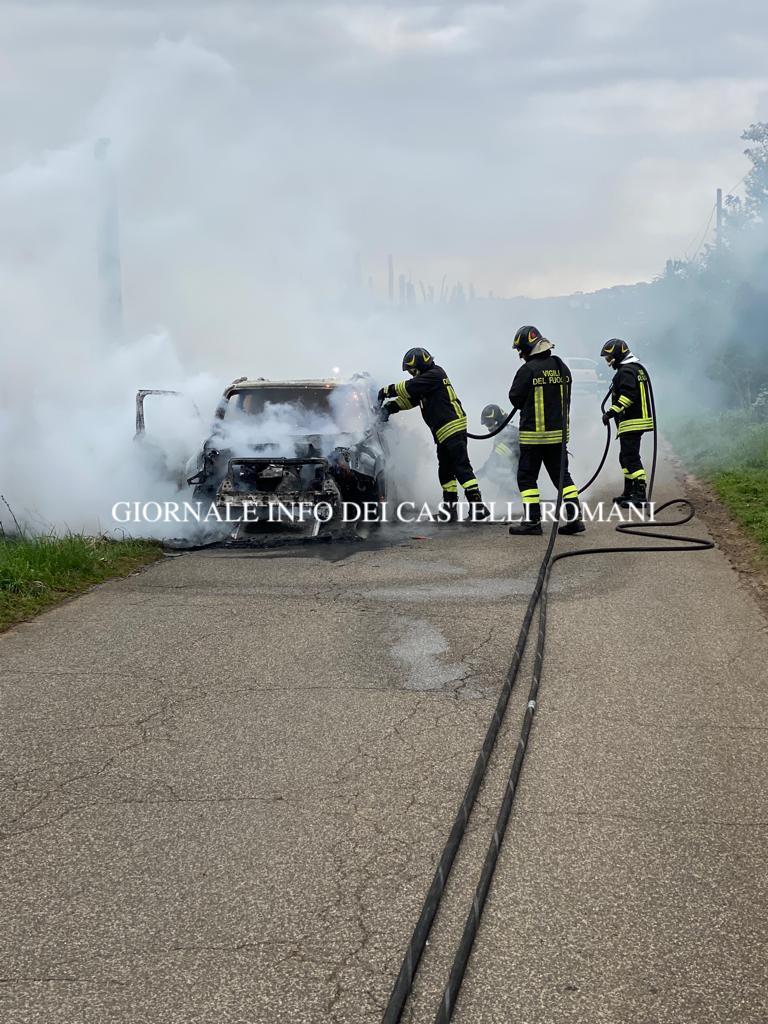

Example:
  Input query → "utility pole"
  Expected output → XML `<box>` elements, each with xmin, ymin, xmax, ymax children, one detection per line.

<box><xmin>716</xmin><ymin>187</ymin><xmax>723</xmax><ymax>250</ymax></box>
<box><xmin>94</xmin><ymin>137</ymin><xmax>123</xmax><ymax>344</ymax></box>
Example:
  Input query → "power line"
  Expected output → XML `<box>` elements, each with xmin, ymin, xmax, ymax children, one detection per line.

<box><xmin>683</xmin><ymin>202</ymin><xmax>716</xmax><ymax>262</ymax></box>
<box><xmin>682</xmin><ymin>169</ymin><xmax>750</xmax><ymax>263</ymax></box>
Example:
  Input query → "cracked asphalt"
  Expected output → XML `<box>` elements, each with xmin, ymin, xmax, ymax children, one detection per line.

<box><xmin>1</xmin><ymin>471</ymin><xmax>767</xmax><ymax>1024</ymax></box>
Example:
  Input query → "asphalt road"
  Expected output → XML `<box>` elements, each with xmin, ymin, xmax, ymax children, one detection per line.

<box><xmin>1</xmin><ymin>472</ymin><xmax>767</xmax><ymax>1023</ymax></box>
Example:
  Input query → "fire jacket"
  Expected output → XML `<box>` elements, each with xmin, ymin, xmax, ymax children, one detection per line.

<box><xmin>609</xmin><ymin>362</ymin><xmax>654</xmax><ymax>435</ymax></box>
<box><xmin>508</xmin><ymin>354</ymin><xmax>572</xmax><ymax>446</ymax></box>
<box><xmin>382</xmin><ymin>365</ymin><xmax>467</xmax><ymax>445</ymax></box>
<box><xmin>486</xmin><ymin>423</ymin><xmax>520</xmax><ymax>467</ymax></box>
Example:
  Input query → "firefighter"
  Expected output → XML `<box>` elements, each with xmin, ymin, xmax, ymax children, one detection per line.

<box><xmin>600</xmin><ymin>338</ymin><xmax>654</xmax><ymax>507</ymax></box>
<box><xmin>378</xmin><ymin>348</ymin><xmax>489</xmax><ymax>520</ymax></box>
<box><xmin>477</xmin><ymin>404</ymin><xmax>520</xmax><ymax>491</ymax></box>
<box><xmin>507</xmin><ymin>326</ymin><xmax>585</xmax><ymax>536</ymax></box>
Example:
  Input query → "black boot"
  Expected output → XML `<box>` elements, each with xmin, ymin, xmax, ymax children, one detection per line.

<box><xmin>464</xmin><ymin>488</ymin><xmax>491</xmax><ymax>521</ymax></box>
<box><xmin>509</xmin><ymin>520</ymin><xmax>543</xmax><ymax>535</ymax></box>
<box><xmin>621</xmin><ymin>479</ymin><xmax>647</xmax><ymax>509</ymax></box>
<box><xmin>509</xmin><ymin>503</ymin><xmax>542</xmax><ymax>535</ymax></box>
<box><xmin>510</xmin><ymin>500</ymin><xmax>542</xmax><ymax>535</ymax></box>
<box><xmin>612</xmin><ymin>476</ymin><xmax>632</xmax><ymax>504</ymax></box>
<box><xmin>440</xmin><ymin>496</ymin><xmax>460</xmax><ymax>523</ymax></box>
<box><xmin>558</xmin><ymin>502</ymin><xmax>586</xmax><ymax>535</ymax></box>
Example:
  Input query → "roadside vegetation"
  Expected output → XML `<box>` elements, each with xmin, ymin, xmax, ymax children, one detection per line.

<box><xmin>0</xmin><ymin>526</ymin><xmax>162</xmax><ymax>631</ymax></box>
<box><xmin>648</xmin><ymin>121</ymin><xmax>768</xmax><ymax>559</ymax></box>
<box><xmin>669</xmin><ymin>414</ymin><xmax>768</xmax><ymax>554</ymax></box>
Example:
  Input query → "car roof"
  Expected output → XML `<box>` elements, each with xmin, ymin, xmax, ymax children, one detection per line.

<box><xmin>224</xmin><ymin>379</ymin><xmax>340</xmax><ymax>397</ymax></box>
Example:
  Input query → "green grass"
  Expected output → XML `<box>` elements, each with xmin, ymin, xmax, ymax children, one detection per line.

<box><xmin>710</xmin><ymin>470</ymin><xmax>768</xmax><ymax>551</ymax></box>
<box><xmin>668</xmin><ymin>413</ymin><xmax>768</xmax><ymax>554</ymax></box>
<box><xmin>0</xmin><ymin>533</ymin><xmax>163</xmax><ymax>632</ymax></box>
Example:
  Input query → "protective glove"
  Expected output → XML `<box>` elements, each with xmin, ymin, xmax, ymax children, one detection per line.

<box><xmin>602</xmin><ymin>410</ymin><xmax>614</xmax><ymax>426</ymax></box>
<box><xmin>377</xmin><ymin>386</ymin><xmax>391</xmax><ymax>405</ymax></box>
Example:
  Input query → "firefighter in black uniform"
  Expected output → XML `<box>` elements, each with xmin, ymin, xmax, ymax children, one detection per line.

<box><xmin>477</xmin><ymin>404</ymin><xmax>520</xmax><ymax>490</ymax></box>
<box><xmin>507</xmin><ymin>325</ymin><xmax>585</xmax><ymax>536</ymax></box>
<box><xmin>600</xmin><ymin>338</ymin><xmax>654</xmax><ymax>507</ymax></box>
<box><xmin>378</xmin><ymin>348</ymin><xmax>489</xmax><ymax>520</ymax></box>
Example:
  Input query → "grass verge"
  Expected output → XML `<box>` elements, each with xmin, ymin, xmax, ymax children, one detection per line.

<box><xmin>708</xmin><ymin>469</ymin><xmax>768</xmax><ymax>552</ymax></box>
<box><xmin>669</xmin><ymin>413</ymin><xmax>768</xmax><ymax>556</ymax></box>
<box><xmin>0</xmin><ymin>534</ymin><xmax>163</xmax><ymax>632</ymax></box>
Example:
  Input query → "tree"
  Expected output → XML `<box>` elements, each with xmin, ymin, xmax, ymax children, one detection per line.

<box><xmin>721</xmin><ymin>192</ymin><xmax>750</xmax><ymax>247</ymax></box>
<box><xmin>741</xmin><ymin>122</ymin><xmax>768</xmax><ymax>222</ymax></box>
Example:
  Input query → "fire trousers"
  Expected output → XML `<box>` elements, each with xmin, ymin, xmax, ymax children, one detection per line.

<box><xmin>437</xmin><ymin>433</ymin><xmax>480</xmax><ymax>500</ymax></box>
<box><xmin>618</xmin><ymin>431</ymin><xmax>646</xmax><ymax>481</ymax></box>
<box><xmin>517</xmin><ymin>444</ymin><xmax>580</xmax><ymax>522</ymax></box>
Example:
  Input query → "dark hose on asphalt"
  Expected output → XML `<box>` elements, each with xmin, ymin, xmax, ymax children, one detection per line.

<box><xmin>432</xmin><ymin>498</ymin><xmax>713</xmax><ymax>1023</ymax></box>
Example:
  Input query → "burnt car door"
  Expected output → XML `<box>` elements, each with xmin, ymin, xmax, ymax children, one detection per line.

<box><xmin>133</xmin><ymin>389</ymin><xmax>203</xmax><ymax>488</ymax></box>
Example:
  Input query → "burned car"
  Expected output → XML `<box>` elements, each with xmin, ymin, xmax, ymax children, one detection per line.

<box><xmin>183</xmin><ymin>375</ymin><xmax>389</xmax><ymax>536</ymax></box>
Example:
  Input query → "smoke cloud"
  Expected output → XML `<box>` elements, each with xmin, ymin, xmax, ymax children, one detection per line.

<box><xmin>0</xmin><ymin>38</ymin><xmax>454</xmax><ymax>534</ymax></box>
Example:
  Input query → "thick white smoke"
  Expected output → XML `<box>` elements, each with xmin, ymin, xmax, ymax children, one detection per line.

<box><xmin>0</xmin><ymin>38</ymin><xmax>451</xmax><ymax>535</ymax></box>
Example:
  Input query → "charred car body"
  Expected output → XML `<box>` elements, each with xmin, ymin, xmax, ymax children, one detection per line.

<box><xmin>182</xmin><ymin>375</ymin><xmax>389</xmax><ymax>536</ymax></box>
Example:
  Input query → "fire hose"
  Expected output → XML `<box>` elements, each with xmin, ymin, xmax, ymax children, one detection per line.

<box><xmin>381</xmin><ymin>373</ymin><xmax>714</xmax><ymax>1024</ymax></box>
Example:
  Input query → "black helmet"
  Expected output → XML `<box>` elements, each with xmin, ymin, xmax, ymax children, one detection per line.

<box><xmin>402</xmin><ymin>347</ymin><xmax>434</xmax><ymax>375</ymax></box>
<box><xmin>481</xmin><ymin>403</ymin><xmax>506</xmax><ymax>429</ymax></box>
<box><xmin>513</xmin><ymin>325</ymin><xmax>543</xmax><ymax>359</ymax></box>
<box><xmin>600</xmin><ymin>338</ymin><xmax>630</xmax><ymax>368</ymax></box>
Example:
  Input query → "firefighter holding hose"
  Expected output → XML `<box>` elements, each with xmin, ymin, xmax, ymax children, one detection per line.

<box><xmin>600</xmin><ymin>338</ymin><xmax>654</xmax><ymax>507</ymax></box>
<box><xmin>507</xmin><ymin>326</ymin><xmax>585</xmax><ymax>536</ymax></box>
<box><xmin>477</xmin><ymin>404</ymin><xmax>520</xmax><ymax>494</ymax></box>
<box><xmin>378</xmin><ymin>348</ymin><xmax>489</xmax><ymax>521</ymax></box>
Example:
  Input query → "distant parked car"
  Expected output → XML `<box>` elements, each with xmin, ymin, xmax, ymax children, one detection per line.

<box><xmin>568</xmin><ymin>357</ymin><xmax>608</xmax><ymax>394</ymax></box>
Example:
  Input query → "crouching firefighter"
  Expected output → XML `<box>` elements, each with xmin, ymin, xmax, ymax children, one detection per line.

<box><xmin>507</xmin><ymin>326</ymin><xmax>585</xmax><ymax>536</ymax></box>
<box><xmin>378</xmin><ymin>348</ymin><xmax>490</xmax><ymax>521</ymax></box>
<box><xmin>600</xmin><ymin>338</ymin><xmax>654</xmax><ymax>508</ymax></box>
<box><xmin>477</xmin><ymin>404</ymin><xmax>520</xmax><ymax>490</ymax></box>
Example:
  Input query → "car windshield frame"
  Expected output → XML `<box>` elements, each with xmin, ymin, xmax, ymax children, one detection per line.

<box><xmin>225</xmin><ymin>384</ymin><xmax>371</xmax><ymax>434</ymax></box>
<box><xmin>228</xmin><ymin>386</ymin><xmax>335</xmax><ymax>418</ymax></box>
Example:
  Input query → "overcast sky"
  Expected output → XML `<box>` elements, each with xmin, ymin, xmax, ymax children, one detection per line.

<box><xmin>2</xmin><ymin>0</ymin><xmax>768</xmax><ymax>298</ymax></box>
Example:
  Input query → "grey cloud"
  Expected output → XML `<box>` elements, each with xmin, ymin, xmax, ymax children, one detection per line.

<box><xmin>1</xmin><ymin>0</ymin><xmax>767</xmax><ymax>297</ymax></box>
